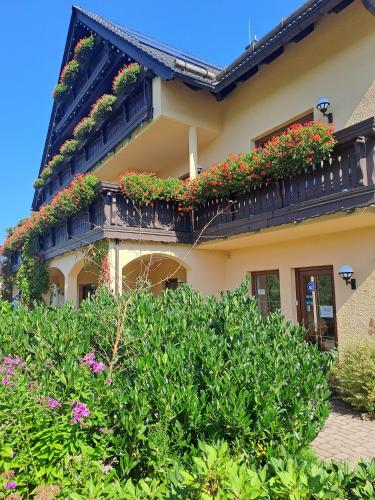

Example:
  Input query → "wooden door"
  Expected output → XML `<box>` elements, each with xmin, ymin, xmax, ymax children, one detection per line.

<box><xmin>296</xmin><ymin>266</ymin><xmax>337</xmax><ymax>350</ymax></box>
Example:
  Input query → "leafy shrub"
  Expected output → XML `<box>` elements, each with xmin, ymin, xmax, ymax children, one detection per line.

<box><xmin>112</xmin><ymin>63</ymin><xmax>142</xmax><ymax>96</ymax></box>
<box><xmin>121</xmin><ymin>171</ymin><xmax>187</xmax><ymax>205</ymax></box>
<box><xmin>74</xmin><ymin>34</ymin><xmax>95</xmax><ymax>64</ymax></box>
<box><xmin>60</xmin><ymin>138</ymin><xmax>79</xmax><ymax>157</ymax></box>
<box><xmin>52</xmin><ymin>82</ymin><xmax>69</xmax><ymax>101</ymax></box>
<box><xmin>185</xmin><ymin>121</ymin><xmax>336</xmax><ymax>208</ymax></box>
<box><xmin>90</xmin><ymin>94</ymin><xmax>117</xmax><ymax>123</ymax></box>
<box><xmin>47</xmin><ymin>154</ymin><xmax>64</xmax><ymax>171</ymax></box>
<box><xmin>39</xmin><ymin>165</ymin><xmax>53</xmax><ymax>181</ymax></box>
<box><xmin>60</xmin><ymin>59</ymin><xmax>80</xmax><ymax>87</ymax></box>
<box><xmin>15</xmin><ymin>237</ymin><xmax>49</xmax><ymax>306</ymax></box>
<box><xmin>0</xmin><ymin>286</ymin><xmax>372</xmax><ymax>497</ymax></box>
<box><xmin>0</xmin><ymin>284</ymin><xmax>333</xmax><ymax>495</ymax></box>
<box><xmin>331</xmin><ymin>342</ymin><xmax>375</xmax><ymax>414</ymax></box>
<box><xmin>0</xmin><ymin>259</ymin><xmax>13</xmax><ymax>301</ymax></box>
<box><xmin>117</xmin><ymin>122</ymin><xmax>335</xmax><ymax>209</ymax></box>
<box><xmin>1</xmin><ymin>174</ymin><xmax>99</xmax><ymax>253</ymax></box>
<box><xmin>73</xmin><ymin>116</ymin><xmax>95</xmax><ymax>142</ymax></box>
<box><xmin>33</xmin><ymin>177</ymin><xmax>45</xmax><ymax>188</ymax></box>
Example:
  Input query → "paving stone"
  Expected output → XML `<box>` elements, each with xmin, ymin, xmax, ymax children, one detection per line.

<box><xmin>313</xmin><ymin>399</ymin><xmax>375</xmax><ymax>464</ymax></box>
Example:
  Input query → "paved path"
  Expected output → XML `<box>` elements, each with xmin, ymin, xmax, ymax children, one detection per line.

<box><xmin>313</xmin><ymin>399</ymin><xmax>375</xmax><ymax>463</ymax></box>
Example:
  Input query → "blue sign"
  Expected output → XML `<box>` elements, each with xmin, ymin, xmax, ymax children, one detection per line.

<box><xmin>305</xmin><ymin>294</ymin><xmax>313</xmax><ymax>299</ymax></box>
<box><xmin>307</xmin><ymin>281</ymin><xmax>317</xmax><ymax>292</ymax></box>
<box><xmin>306</xmin><ymin>301</ymin><xmax>313</xmax><ymax>305</ymax></box>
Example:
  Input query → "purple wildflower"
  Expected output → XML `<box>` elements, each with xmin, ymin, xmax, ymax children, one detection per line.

<box><xmin>71</xmin><ymin>402</ymin><xmax>90</xmax><ymax>424</ymax></box>
<box><xmin>45</xmin><ymin>396</ymin><xmax>62</xmax><ymax>409</ymax></box>
<box><xmin>82</xmin><ymin>352</ymin><xmax>95</xmax><ymax>367</ymax></box>
<box><xmin>3</xmin><ymin>357</ymin><xmax>21</xmax><ymax>367</ymax></box>
<box><xmin>91</xmin><ymin>361</ymin><xmax>106</xmax><ymax>373</ymax></box>
<box><xmin>4</xmin><ymin>481</ymin><xmax>17</xmax><ymax>490</ymax></box>
<box><xmin>2</xmin><ymin>377</ymin><xmax>12</xmax><ymax>386</ymax></box>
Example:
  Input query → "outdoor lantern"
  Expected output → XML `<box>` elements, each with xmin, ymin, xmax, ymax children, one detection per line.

<box><xmin>316</xmin><ymin>97</ymin><xmax>333</xmax><ymax>123</ymax></box>
<box><xmin>338</xmin><ymin>265</ymin><xmax>356</xmax><ymax>289</ymax></box>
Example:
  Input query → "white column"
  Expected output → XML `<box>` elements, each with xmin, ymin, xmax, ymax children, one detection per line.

<box><xmin>189</xmin><ymin>126</ymin><xmax>198</xmax><ymax>179</ymax></box>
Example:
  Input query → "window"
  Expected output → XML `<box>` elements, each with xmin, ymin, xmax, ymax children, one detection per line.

<box><xmin>165</xmin><ymin>278</ymin><xmax>183</xmax><ymax>290</ymax></box>
<box><xmin>251</xmin><ymin>270</ymin><xmax>281</xmax><ymax>317</ymax></box>
<box><xmin>254</xmin><ymin>112</ymin><xmax>314</xmax><ymax>149</ymax></box>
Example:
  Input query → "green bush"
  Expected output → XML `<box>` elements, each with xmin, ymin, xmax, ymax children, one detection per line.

<box><xmin>60</xmin><ymin>59</ymin><xmax>80</xmax><ymax>87</ymax></box>
<box><xmin>74</xmin><ymin>34</ymin><xmax>95</xmax><ymax>64</ymax></box>
<box><xmin>73</xmin><ymin>116</ymin><xmax>95</xmax><ymax>142</ymax></box>
<box><xmin>112</xmin><ymin>63</ymin><xmax>142</xmax><ymax>96</ymax></box>
<box><xmin>52</xmin><ymin>82</ymin><xmax>69</xmax><ymax>101</ymax></box>
<box><xmin>60</xmin><ymin>138</ymin><xmax>79</xmax><ymax>157</ymax></box>
<box><xmin>331</xmin><ymin>342</ymin><xmax>375</xmax><ymax>414</ymax></box>
<box><xmin>90</xmin><ymin>94</ymin><xmax>117</xmax><ymax>123</ymax></box>
<box><xmin>0</xmin><ymin>283</ymin><xmax>334</xmax><ymax>495</ymax></box>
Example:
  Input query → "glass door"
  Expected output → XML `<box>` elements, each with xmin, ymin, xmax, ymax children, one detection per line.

<box><xmin>296</xmin><ymin>266</ymin><xmax>337</xmax><ymax>350</ymax></box>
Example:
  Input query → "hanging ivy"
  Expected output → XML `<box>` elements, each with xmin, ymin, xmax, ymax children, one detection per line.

<box><xmin>15</xmin><ymin>237</ymin><xmax>49</xmax><ymax>307</ymax></box>
<box><xmin>0</xmin><ymin>258</ymin><xmax>14</xmax><ymax>302</ymax></box>
<box><xmin>83</xmin><ymin>239</ymin><xmax>110</xmax><ymax>286</ymax></box>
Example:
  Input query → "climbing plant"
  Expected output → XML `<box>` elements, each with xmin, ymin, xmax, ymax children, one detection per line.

<box><xmin>15</xmin><ymin>237</ymin><xmax>49</xmax><ymax>307</ymax></box>
<box><xmin>0</xmin><ymin>258</ymin><xmax>13</xmax><ymax>302</ymax></box>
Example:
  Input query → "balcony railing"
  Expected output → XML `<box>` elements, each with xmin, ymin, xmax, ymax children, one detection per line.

<box><xmin>36</xmin><ymin>76</ymin><xmax>153</xmax><ymax>208</ymax></box>
<box><xmin>38</xmin><ymin>182</ymin><xmax>191</xmax><ymax>260</ymax></box>
<box><xmin>11</xmin><ymin>118</ymin><xmax>375</xmax><ymax>270</ymax></box>
<box><xmin>193</xmin><ymin>117</ymin><xmax>375</xmax><ymax>240</ymax></box>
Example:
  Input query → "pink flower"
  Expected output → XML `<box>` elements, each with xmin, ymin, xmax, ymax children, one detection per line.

<box><xmin>45</xmin><ymin>396</ymin><xmax>62</xmax><ymax>409</ymax></box>
<box><xmin>91</xmin><ymin>361</ymin><xmax>106</xmax><ymax>373</ymax></box>
<box><xmin>3</xmin><ymin>357</ymin><xmax>21</xmax><ymax>367</ymax></box>
<box><xmin>82</xmin><ymin>352</ymin><xmax>95</xmax><ymax>367</ymax></box>
<box><xmin>4</xmin><ymin>481</ymin><xmax>17</xmax><ymax>490</ymax></box>
<box><xmin>71</xmin><ymin>402</ymin><xmax>90</xmax><ymax>424</ymax></box>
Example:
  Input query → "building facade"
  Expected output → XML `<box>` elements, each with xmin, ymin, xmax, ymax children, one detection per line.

<box><xmin>7</xmin><ymin>0</ymin><xmax>375</xmax><ymax>351</ymax></box>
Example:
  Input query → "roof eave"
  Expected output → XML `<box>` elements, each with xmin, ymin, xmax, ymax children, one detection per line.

<box><xmin>213</xmin><ymin>0</ymin><xmax>354</xmax><ymax>95</ymax></box>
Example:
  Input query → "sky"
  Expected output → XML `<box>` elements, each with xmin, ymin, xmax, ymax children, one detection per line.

<box><xmin>0</xmin><ymin>0</ymin><xmax>302</xmax><ymax>241</ymax></box>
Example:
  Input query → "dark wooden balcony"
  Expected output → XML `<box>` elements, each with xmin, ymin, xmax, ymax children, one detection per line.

<box><xmin>11</xmin><ymin>118</ymin><xmax>375</xmax><ymax>271</ymax></box>
<box><xmin>193</xmin><ymin>118</ymin><xmax>375</xmax><ymax>241</ymax></box>
<box><xmin>36</xmin><ymin>76</ymin><xmax>153</xmax><ymax>208</ymax></box>
<box><xmin>39</xmin><ymin>181</ymin><xmax>192</xmax><ymax>261</ymax></box>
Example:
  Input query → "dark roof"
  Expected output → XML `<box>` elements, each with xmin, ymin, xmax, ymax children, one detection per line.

<box><xmin>75</xmin><ymin>0</ymin><xmax>355</xmax><ymax>95</ymax></box>
<box><xmin>214</xmin><ymin>0</ymin><xmax>355</xmax><ymax>93</ymax></box>
<box><xmin>74</xmin><ymin>6</ymin><xmax>222</xmax><ymax>87</ymax></box>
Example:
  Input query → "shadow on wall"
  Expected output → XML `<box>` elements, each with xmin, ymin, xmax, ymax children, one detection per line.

<box><xmin>122</xmin><ymin>254</ymin><xmax>187</xmax><ymax>295</ymax></box>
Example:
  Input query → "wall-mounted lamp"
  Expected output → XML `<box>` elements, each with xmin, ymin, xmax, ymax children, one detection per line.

<box><xmin>316</xmin><ymin>97</ymin><xmax>333</xmax><ymax>123</ymax></box>
<box><xmin>338</xmin><ymin>265</ymin><xmax>356</xmax><ymax>289</ymax></box>
<box><xmin>197</xmin><ymin>166</ymin><xmax>203</xmax><ymax>174</ymax></box>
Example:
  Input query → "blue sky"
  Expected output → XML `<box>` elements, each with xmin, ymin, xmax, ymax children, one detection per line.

<box><xmin>0</xmin><ymin>0</ymin><xmax>302</xmax><ymax>241</ymax></box>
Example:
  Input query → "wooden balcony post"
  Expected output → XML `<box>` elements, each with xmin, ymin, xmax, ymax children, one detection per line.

<box><xmin>354</xmin><ymin>136</ymin><xmax>369</xmax><ymax>186</ymax></box>
<box><xmin>189</xmin><ymin>126</ymin><xmax>198</xmax><ymax>179</ymax></box>
<box><xmin>366</xmin><ymin>135</ymin><xmax>375</xmax><ymax>185</ymax></box>
<box><xmin>102</xmin><ymin>191</ymin><xmax>112</xmax><ymax>226</ymax></box>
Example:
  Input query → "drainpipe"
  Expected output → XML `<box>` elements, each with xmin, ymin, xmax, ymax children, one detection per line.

<box><xmin>189</xmin><ymin>126</ymin><xmax>198</xmax><ymax>179</ymax></box>
<box><xmin>115</xmin><ymin>238</ymin><xmax>119</xmax><ymax>296</ymax></box>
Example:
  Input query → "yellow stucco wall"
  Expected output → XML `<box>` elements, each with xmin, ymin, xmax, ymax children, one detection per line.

<box><xmin>45</xmin><ymin>215</ymin><xmax>374</xmax><ymax>351</ymax></box>
<box><xmin>158</xmin><ymin>0</ymin><xmax>375</xmax><ymax>176</ymax></box>
<box><xmin>41</xmin><ymin>0</ymin><xmax>375</xmax><ymax>352</ymax></box>
<box><xmin>93</xmin><ymin>1</ymin><xmax>375</xmax><ymax>181</ymax></box>
<box><xmin>224</xmin><ymin>225</ymin><xmax>375</xmax><ymax>350</ymax></box>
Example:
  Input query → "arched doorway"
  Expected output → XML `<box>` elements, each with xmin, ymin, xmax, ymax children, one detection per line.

<box><xmin>76</xmin><ymin>262</ymin><xmax>100</xmax><ymax>304</ymax></box>
<box><xmin>47</xmin><ymin>267</ymin><xmax>65</xmax><ymax>306</ymax></box>
<box><xmin>122</xmin><ymin>254</ymin><xmax>187</xmax><ymax>295</ymax></box>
